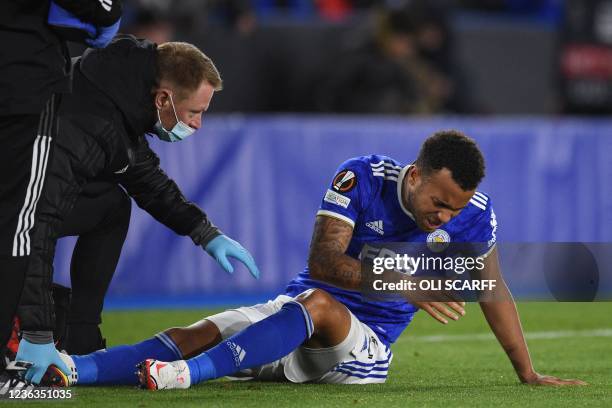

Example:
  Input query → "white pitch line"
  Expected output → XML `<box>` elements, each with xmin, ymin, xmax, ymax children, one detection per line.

<box><xmin>403</xmin><ymin>328</ymin><xmax>612</xmax><ymax>343</ymax></box>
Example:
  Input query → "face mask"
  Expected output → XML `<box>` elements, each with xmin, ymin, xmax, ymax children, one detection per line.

<box><xmin>153</xmin><ymin>93</ymin><xmax>196</xmax><ymax>142</ymax></box>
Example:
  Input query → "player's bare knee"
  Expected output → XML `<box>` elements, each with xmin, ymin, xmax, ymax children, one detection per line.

<box><xmin>295</xmin><ymin>288</ymin><xmax>334</xmax><ymax>310</ymax></box>
<box><xmin>296</xmin><ymin>289</ymin><xmax>351</xmax><ymax>347</ymax></box>
<box><xmin>296</xmin><ymin>289</ymin><xmax>345</xmax><ymax>327</ymax></box>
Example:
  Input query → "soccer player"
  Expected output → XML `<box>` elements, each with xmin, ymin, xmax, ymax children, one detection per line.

<box><xmin>48</xmin><ymin>131</ymin><xmax>585</xmax><ymax>388</ymax></box>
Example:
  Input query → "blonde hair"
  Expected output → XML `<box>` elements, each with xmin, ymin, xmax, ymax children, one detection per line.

<box><xmin>156</xmin><ymin>42</ymin><xmax>223</xmax><ymax>99</ymax></box>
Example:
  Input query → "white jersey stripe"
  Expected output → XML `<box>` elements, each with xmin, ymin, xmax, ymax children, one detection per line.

<box><xmin>372</xmin><ymin>169</ymin><xmax>399</xmax><ymax>175</ymax></box>
<box><xmin>469</xmin><ymin>198</ymin><xmax>486</xmax><ymax>211</ymax></box>
<box><xmin>471</xmin><ymin>194</ymin><xmax>487</xmax><ymax>206</ymax></box>
<box><xmin>370</xmin><ymin>162</ymin><xmax>402</xmax><ymax>170</ymax></box>
<box><xmin>474</xmin><ymin>191</ymin><xmax>488</xmax><ymax>202</ymax></box>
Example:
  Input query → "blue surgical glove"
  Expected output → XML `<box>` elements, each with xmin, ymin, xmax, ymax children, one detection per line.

<box><xmin>85</xmin><ymin>19</ymin><xmax>121</xmax><ymax>48</ymax></box>
<box><xmin>16</xmin><ymin>338</ymin><xmax>70</xmax><ymax>384</ymax></box>
<box><xmin>204</xmin><ymin>235</ymin><xmax>260</xmax><ymax>279</ymax></box>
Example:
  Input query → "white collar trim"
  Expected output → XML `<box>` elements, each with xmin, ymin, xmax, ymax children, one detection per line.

<box><xmin>396</xmin><ymin>164</ymin><xmax>415</xmax><ymax>220</ymax></box>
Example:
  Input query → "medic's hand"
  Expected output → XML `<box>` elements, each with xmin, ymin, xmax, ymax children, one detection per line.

<box><xmin>204</xmin><ymin>235</ymin><xmax>260</xmax><ymax>279</ymax></box>
<box><xmin>15</xmin><ymin>338</ymin><xmax>70</xmax><ymax>384</ymax></box>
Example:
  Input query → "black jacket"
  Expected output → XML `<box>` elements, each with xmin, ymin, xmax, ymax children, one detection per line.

<box><xmin>0</xmin><ymin>0</ymin><xmax>121</xmax><ymax>115</ymax></box>
<box><xmin>74</xmin><ymin>34</ymin><xmax>220</xmax><ymax>242</ymax></box>
<box><xmin>18</xmin><ymin>36</ymin><xmax>220</xmax><ymax>331</ymax></box>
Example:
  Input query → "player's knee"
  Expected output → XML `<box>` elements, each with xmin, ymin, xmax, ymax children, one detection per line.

<box><xmin>296</xmin><ymin>289</ymin><xmax>343</xmax><ymax>326</ymax></box>
<box><xmin>295</xmin><ymin>289</ymin><xmax>351</xmax><ymax>346</ymax></box>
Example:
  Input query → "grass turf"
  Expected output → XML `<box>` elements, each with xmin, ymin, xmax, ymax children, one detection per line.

<box><xmin>22</xmin><ymin>302</ymin><xmax>611</xmax><ymax>407</ymax></box>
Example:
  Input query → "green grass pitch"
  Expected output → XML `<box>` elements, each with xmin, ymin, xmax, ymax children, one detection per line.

<box><xmin>25</xmin><ymin>302</ymin><xmax>611</xmax><ymax>407</ymax></box>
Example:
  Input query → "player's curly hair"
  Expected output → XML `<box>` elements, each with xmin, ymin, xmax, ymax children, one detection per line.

<box><xmin>416</xmin><ymin>130</ymin><xmax>485</xmax><ymax>191</ymax></box>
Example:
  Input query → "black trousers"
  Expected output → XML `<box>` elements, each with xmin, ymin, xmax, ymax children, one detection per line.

<box><xmin>16</xmin><ymin>99</ymin><xmax>111</xmax><ymax>332</ymax></box>
<box><xmin>1</xmin><ymin>96</ymin><xmax>130</xmax><ymax>355</ymax></box>
<box><xmin>0</xmin><ymin>97</ymin><xmax>58</xmax><ymax>354</ymax></box>
<box><xmin>58</xmin><ymin>182</ymin><xmax>131</xmax><ymax>354</ymax></box>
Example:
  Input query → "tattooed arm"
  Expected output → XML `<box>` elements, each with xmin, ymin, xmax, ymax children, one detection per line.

<box><xmin>308</xmin><ymin>215</ymin><xmax>467</xmax><ymax>324</ymax></box>
<box><xmin>307</xmin><ymin>215</ymin><xmax>363</xmax><ymax>290</ymax></box>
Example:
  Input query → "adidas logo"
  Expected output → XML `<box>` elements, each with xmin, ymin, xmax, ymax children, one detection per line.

<box><xmin>114</xmin><ymin>164</ymin><xmax>129</xmax><ymax>174</ymax></box>
<box><xmin>366</xmin><ymin>220</ymin><xmax>384</xmax><ymax>235</ymax></box>
<box><xmin>226</xmin><ymin>341</ymin><xmax>247</xmax><ymax>367</ymax></box>
<box><xmin>99</xmin><ymin>0</ymin><xmax>113</xmax><ymax>12</ymax></box>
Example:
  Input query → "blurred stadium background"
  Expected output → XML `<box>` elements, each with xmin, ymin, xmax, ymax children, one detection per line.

<box><xmin>54</xmin><ymin>0</ymin><xmax>612</xmax><ymax>308</ymax></box>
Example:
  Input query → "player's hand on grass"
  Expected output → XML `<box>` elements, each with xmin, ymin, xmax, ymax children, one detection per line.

<box><xmin>403</xmin><ymin>278</ymin><xmax>466</xmax><ymax>324</ymax></box>
<box><xmin>16</xmin><ymin>336</ymin><xmax>70</xmax><ymax>384</ymax></box>
<box><xmin>413</xmin><ymin>301</ymin><xmax>466</xmax><ymax>324</ymax></box>
<box><xmin>204</xmin><ymin>235</ymin><xmax>260</xmax><ymax>279</ymax></box>
<box><xmin>520</xmin><ymin>372</ymin><xmax>588</xmax><ymax>386</ymax></box>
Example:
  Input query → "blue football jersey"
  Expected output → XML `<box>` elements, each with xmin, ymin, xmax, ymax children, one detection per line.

<box><xmin>285</xmin><ymin>155</ymin><xmax>498</xmax><ymax>345</ymax></box>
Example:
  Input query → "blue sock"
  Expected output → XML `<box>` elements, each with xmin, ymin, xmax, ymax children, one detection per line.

<box><xmin>72</xmin><ymin>333</ymin><xmax>182</xmax><ymax>385</ymax></box>
<box><xmin>187</xmin><ymin>301</ymin><xmax>314</xmax><ymax>385</ymax></box>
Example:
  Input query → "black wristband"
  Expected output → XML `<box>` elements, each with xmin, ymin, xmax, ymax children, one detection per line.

<box><xmin>21</xmin><ymin>330</ymin><xmax>54</xmax><ymax>345</ymax></box>
<box><xmin>189</xmin><ymin>219</ymin><xmax>222</xmax><ymax>247</ymax></box>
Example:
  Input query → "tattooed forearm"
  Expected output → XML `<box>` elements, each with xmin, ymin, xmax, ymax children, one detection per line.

<box><xmin>307</xmin><ymin>215</ymin><xmax>362</xmax><ymax>290</ymax></box>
